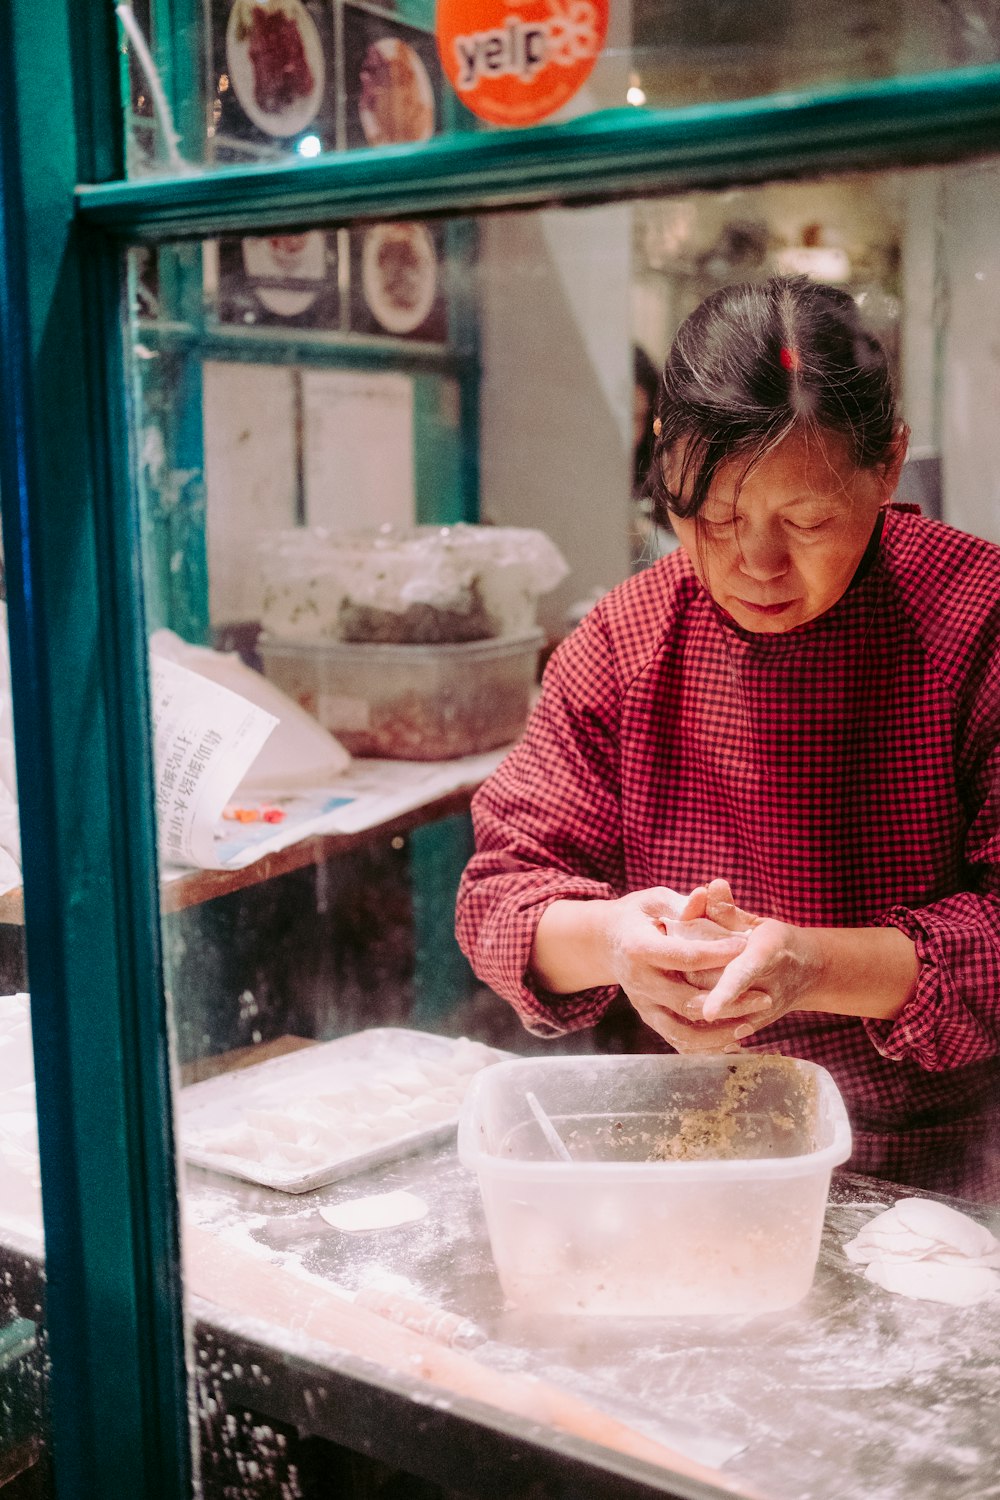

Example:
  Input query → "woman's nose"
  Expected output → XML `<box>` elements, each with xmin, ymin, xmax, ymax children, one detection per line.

<box><xmin>737</xmin><ymin>526</ymin><xmax>789</xmax><ymax>580</ymax></box>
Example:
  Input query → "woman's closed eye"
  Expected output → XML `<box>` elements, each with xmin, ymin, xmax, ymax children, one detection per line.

<box><xmin>697</xmin><ymin>511</ymin><xmax>836</xmax><ymax>536</ymax></box>
<box><xmin>784</xmin><ymin>514</ymin><xmax>837</xmax><ymax>534</ymax></box>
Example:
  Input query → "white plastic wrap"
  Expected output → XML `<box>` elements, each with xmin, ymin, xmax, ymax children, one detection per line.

<box><xmin>259</xmin><ymin>524</ymin><xmax>569</xmax><ymax>644</ymax></box>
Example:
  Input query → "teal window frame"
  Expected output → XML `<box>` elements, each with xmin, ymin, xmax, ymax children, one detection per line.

<box><xmin>2</xmin><ymin>1</ymin><xmax>1000</xmax><ymax>1490</ymax></box>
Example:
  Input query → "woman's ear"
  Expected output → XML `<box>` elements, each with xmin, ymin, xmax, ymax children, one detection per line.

<box><xmin>881</xmin><ymin>423</ymin><xmax>910</xmax><ymax>496</ymax></box>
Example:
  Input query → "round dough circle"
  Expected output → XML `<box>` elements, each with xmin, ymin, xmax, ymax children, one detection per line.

<box><xmin>894</xmin><ymin>1197</ymin><xmax>998</xmax><ymax>1259</ymax></box>
<box><xmin>319</xmin><ymin>1189</ymin><xmax>428</xmax><ymax>1233</ymax></box>
<box><xmin>865</xmin><ymin>1257</ymin><xmax>1000</xmax><ymax>1307</ymax></box>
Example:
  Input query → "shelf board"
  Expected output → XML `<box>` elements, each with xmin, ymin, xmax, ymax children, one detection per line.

<box><xmin>0</xmin><ymin>782</ymin><xmax>479</xmax><ymax>927</ymax></box>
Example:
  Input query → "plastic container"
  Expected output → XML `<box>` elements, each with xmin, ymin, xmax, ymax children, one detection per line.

<box><xmin>258</xmin><ymin>524</ymin><xmax>568</xmax><ymax>644</ymax></box>
<box><xmin>258</xmin><ymin>632</ymin><xmax>543</xmax><ymax>760</ymax></box>
<box><xmin>458</xmin><ymin>1053</ymin><xmax>852</xmax><ymax>1316</ymax></box>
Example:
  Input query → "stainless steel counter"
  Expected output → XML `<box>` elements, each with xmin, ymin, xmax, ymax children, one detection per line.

<box><xmin>185</xmin><ymin>1146</ymin><xmax>1000</xmax><ymax>1500</ymax></box>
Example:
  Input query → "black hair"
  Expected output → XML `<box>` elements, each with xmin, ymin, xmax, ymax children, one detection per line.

<box><xmin>633</xmin><ymin>343</ymin><xmax>661</xmax><ymax>495</ymax></box>
<box><xmin>648</xmin><ymin>275</ymin><xmax>900</xmax><ymax>524</ymax></box>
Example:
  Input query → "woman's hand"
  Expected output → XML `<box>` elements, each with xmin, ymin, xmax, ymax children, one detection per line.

<box><xmin>531</xmin><ymin>881</ymin><xmax>781</xmax><ymax>1052</ymax></box>
<box><xmin>601</xmin><ymin>886</ymin><xmax>767</xmax><ymax>1052</ymax></box>
<box><xmin>692</xmin><ymin>881</ymin><xmax>824</xmax><ymax>1036</ymax></box>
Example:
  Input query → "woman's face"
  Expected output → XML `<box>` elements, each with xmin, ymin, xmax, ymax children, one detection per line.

<box><xmin>668</xmin><ymin>426</ymin><xmax>903</xmax><ymax>634</ymax></box>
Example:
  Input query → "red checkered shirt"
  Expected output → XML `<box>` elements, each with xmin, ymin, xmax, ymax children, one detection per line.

<box><xmin>456</xmin><ymin>506</ymin><xmax>1000</xmax><ymax>1198</ymax></box>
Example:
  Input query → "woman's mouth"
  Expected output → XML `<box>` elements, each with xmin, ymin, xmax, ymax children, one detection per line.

<box><xmin>736</xmin><ymin>598</ymin><xmax>796</xmax><ymax>616</ymax></box>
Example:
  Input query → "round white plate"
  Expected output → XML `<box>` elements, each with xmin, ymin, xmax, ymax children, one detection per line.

<box><xmin>226</xmin><ymin>0</ymin><xmax>325</xmax><ymax>138</ymax></box>
<box><xmin>242</xmin><ymin>230</ymin><xmax>326</xmax><ymax>316</ymax></box>
<box><xmin>357</xmin><ymin>36</ymin><xmax>434</xmax><ymax>146</ymax></box>
<box><xmin>361</xmin><ymin>222</ymin><xmax>437</xmax><ymax>334</ymax></box>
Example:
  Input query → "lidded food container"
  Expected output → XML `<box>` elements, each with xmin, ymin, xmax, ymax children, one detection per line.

<box><xmin>257</xmin><ymin>523</ymin><xmax>563</xmax><ymax>759</ymax></box>
<box><xmin>258</xmin><ymin>523</ymin><xmax>568</xmax><ymax>644</ymax></box>
<box><xmin>458</xmin><ymin>1053</ymin><xmax>851</xmax><ymax>1317</ymax></box>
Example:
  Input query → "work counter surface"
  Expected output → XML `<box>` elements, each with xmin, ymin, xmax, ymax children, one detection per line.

<box><xmin>6</xmin><ymin>1143</ymin><xmax>997</xmax><ymax>1500</ymax></box>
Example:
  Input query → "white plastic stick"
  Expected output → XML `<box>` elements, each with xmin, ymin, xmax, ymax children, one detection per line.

<box><xmin>525</xmin><ymin>1091</ymin><xmax>572</xmax><ymax>1162</ymax></box>
<box><xmin>116</xmin><ymin>3</ymin><xmax>186</xmax><ymax>171</ymax></box>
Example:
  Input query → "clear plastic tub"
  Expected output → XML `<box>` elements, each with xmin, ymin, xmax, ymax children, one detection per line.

<box><xmin>458</xmin><ymin>1053</ymin><xmax>852</xmax><ymax>1316</ymax></box>
<box><xmin>258</xmin><ymin>632</ymin><xmax>543</xmax><ymax>760</ymax></box>
<box><xmin>258</xmin><ymin>524</ymin><xmax>568</xmax><ymax>644</ymax></box>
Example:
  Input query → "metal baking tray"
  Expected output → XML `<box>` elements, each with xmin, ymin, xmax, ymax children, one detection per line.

<box><xmin>179</xmin><ymin>1027</ymin><xmax>509</xmax><ymax>1193</ymax></box>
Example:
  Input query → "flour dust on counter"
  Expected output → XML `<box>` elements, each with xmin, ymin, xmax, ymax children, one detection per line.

<box><xmin>0</xmin><ymin>992</ymin><xmax>41</xmax><ymax>1248</ymax></box>
<box><xmin>178</xmin><ymin>1142</ymin><xmax>1000</xmax><ymax>1500</ymax></box>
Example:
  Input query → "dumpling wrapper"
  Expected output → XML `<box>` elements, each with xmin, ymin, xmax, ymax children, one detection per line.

<box><xmin>320</xmin><ymin>1190</ymin><xmax>428</xmax><ymax>1233</ymax></box>
<box><xmin>844</xmin><ymin>1196</ymin><xmax>1000</xmax><ymax>1298</ymax></box>
<box><xmin>893</xmin><ymin>1197</ymin><xmax>999</xmax><ymax>1259</ymax></box>
<box><xmin>865</xmin><ymin>1258</ymin><xmax>1000</xmax><ymax>1307</ymax></box>
<box><xmin>865</xmin><ymin>1229</ymin><xmax>938</xmax><ymax>1254</ymax></box>
<box><xmin>844</xmin><ymin>1239</ymin><xmax>943</xmax><ymax>1266</ymax></box>
<box><xmin>930</xmin><ymin>1247</ymin><xmax>1000</xmax><ymax>1270</ymax></box>
<box><xmin>852</xmin><ymin>1206</ymin><xmax>911</xmax><ymax>1238</ymax></box>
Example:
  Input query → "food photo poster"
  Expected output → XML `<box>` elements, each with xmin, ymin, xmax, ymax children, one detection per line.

<box><xmin>215</xmin><ymin>231</ymin><xmax>342</xmax><ymax>330</ymax></box>
<box><xmin>211</xmin><ymin>0</ymin><xmax>337</xmax><ymax>157</ymax></box>
<box><xmin>349</xmin><ymin>220</ymin><xmax>447</xmax><ymax>343</ymax></box>
<box><xmin>209</xmin><ymin>0</ymin><xmax>444</xmax><ymax>159</ymax></box>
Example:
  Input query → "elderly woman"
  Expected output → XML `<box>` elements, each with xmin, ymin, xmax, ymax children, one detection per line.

<box><xmin>456</xmin><ymin>275</ymin><xmax>1000</xmax><ymax>1200</ymax></box>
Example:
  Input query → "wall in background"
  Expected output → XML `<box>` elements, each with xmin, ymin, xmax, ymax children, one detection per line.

<box><xmin>478</xmin><ymin>205</ymin><xmax>633</xmax><ymax>635</ymax></box>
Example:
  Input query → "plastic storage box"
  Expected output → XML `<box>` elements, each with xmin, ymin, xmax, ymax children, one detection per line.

<box><xmin>458</xmin><ymin>1053</ymin><xmax>852</xmax><ymax>1316</ymax></box>
<box><xmin>258</xmin><ymin>631</ymin><xmax>543</xmax><ymax>760</ymax></box>
<box><xmin>258</xmin><ymin>524</ymin><xmax>568</xmax><ymax>645</ymax></box>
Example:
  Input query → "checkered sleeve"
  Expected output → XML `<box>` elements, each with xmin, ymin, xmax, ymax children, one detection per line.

<box><xmin>866</xmin><ymin>648</ymin><xmax>1000</xmax><ymax>1071</ymax></box>
<box><xmin>455</xmin><ymin>605</ymin><xmax>626</xmax><ymax>1037</ymax></box>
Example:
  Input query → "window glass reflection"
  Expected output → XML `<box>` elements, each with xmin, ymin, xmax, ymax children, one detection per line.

<box><xmin>121</xmin><ymin>0</ymin><xmax>1000</xmax><ymax>177</ymax></box>
<box><xmin>126</xmin><ymin>160</ymin><xmax>1000</xmax><ymax>1497</ymax></box>
<box><xmin>0</xmin><ymin>583</ymin><xmax>49</xmax><ymax>1495</ymax></box>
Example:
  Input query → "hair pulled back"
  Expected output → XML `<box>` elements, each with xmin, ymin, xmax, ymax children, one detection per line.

<box><xmin>648</xmin><ymin>275</ymin><xmax>899</xmax><ymax>524</ymax></box>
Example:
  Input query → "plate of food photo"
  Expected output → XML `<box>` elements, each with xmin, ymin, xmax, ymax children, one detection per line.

<box><xmin>226</xmin><ymin>0</ymin><xmax>325</xmax><ymax>138</ymax></box>
<box><xmin>361</xmin><ymin>222</ymin><xmax>438</xmax><ymax>335</ymax></box>
<box><xmin>358</xmin><ymin>36</ymin><xmax>435</xmax><ymax>146</ymax></box>
<box><xmin>242</xmin><ymin>231</ymin><xmax>327</xmax><ymax>316</ymax></box>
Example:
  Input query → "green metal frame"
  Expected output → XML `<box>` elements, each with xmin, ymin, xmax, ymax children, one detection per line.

<box><xmin>137</xmin><ymin>0</ymin><xmax>211</xmax><ymax>643</ymax></box>
<box><xmin>0</xmin><ymin>1317</ymin><xmax>42</xmax><ymax>1471</ymax></box>
<box><xmin>0</xmin><ymin>1</ymin><xmax>189</xmax><ymax>1496</ymax></box>
<box><xmin>79</xmin><ymin>64</ymin><xmax>1000</xmax><ymax>240</ymax></box>
<box><xmin>1</xmin><ymin>9</ymin><xmax>999</xmax><ymax>1492</ymax></box>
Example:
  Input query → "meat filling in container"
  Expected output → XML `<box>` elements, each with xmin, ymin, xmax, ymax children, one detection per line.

<box><xmin>459</xmin><ymin>1053</ymin><xmax>852</xmax><ymax>1316</ymax></box>
<box><xmin>259</xmin><ymin>632</ymin><xmax>543</xmax><ymax>760</ymax></box>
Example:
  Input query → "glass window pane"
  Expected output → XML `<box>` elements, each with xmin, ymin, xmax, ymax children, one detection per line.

<box><xmin>130</xmin><ymin>157</ymin><xmax>1000</xmax><ymax>1499</ymax></box>
<box><xmin>0</xmin><ymin>584</ymin><xmax>50</xmax><ymax>1495</ymax></box>
<box><xmin>632</xmin><ymin>0</ymin><xmax>1000</xmax><ymax>107</ymax></box>
<box><xmin>119</xmin><ymin>0</ymin><xmax>1000</xmax><ymax>179</ymax></box>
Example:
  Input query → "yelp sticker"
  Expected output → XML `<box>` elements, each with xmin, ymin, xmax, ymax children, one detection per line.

<box><xmin>436</xmin><ymin>0</ymin><xmax>609</xmax><ymax>127</ymax></box>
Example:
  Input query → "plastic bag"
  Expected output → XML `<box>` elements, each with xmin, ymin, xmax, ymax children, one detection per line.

<box><xmin>258</xmin><ymin>524</ymin><xmax>569</xmax><ymax>644</ymax></box>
